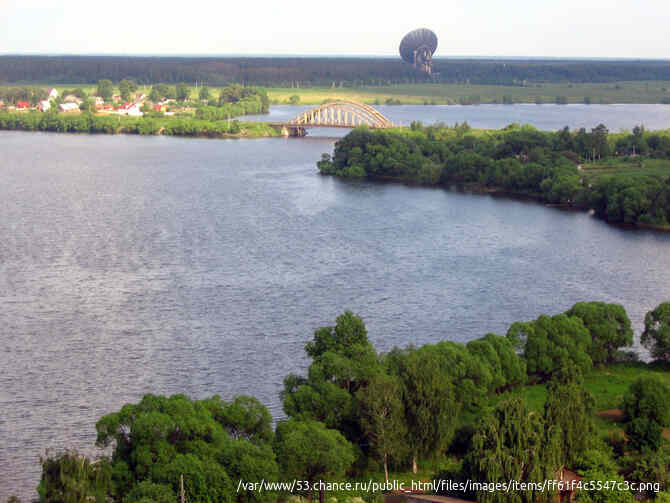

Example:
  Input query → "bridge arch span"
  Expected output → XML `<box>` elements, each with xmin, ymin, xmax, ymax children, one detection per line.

<box><xmin>286</xmin><ymin>101</ymin><xmax>394</xmax><ymax>129</ymax></box>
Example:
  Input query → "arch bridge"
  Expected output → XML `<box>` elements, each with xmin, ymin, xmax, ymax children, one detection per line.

<box><xmin>274</xmin><ymin>101</ymin><xmax>395</xmax><ymax>136</ymax></box>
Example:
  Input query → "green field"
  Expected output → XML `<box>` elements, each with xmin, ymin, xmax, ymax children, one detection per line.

<box><xmin>12</xmin><ymin>80</ymin><xmax>670</xmax><ymax>106</ymax></box>
<box><xmin>265</xmin><ymin>81</ymin><xmax>670</xmax><ymax>105</ymax></box>
<box><xmin>582</xmin><ymin>158</ymin><xmax>670</xmax><ymax>179</ymax></box>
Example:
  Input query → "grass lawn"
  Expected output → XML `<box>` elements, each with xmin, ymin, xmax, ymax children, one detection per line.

<box><xmin>582</xmin><ymin>158</ymin><xmax>670</xmax><ymax>179</ymax></box>
<box><xmin>485</xmin><ymin>362</ymin><xmax>670</xmax><ymax>438</ymax></box>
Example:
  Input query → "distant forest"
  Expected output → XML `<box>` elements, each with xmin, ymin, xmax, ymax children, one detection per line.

<box><xmin>3</xmin><ymin>56</ymin><xmax>670</xmax><ymax>86</ymax></box>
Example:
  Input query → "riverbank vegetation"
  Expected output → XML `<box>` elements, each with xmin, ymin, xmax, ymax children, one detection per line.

<box><xmin>23</xmin><ymin>302</ymin><xmax>670</xmax><ymax>503</ymax></box>
<box><xmin>5</xmin><ymin>80</ymin><xmax>670</xmax><ymax>106</ymax></box>
<box><xmin>0</xmin><ymin>111</ymin><xmax>279</xmax><ymax>138</ymax></box>
<box><xmin>0</xmin><ymin>83</ymin><xmax>278</xmax><ymax>138</ymax></box>
<box><xmin>317</xmin><ymin>123</ymin><xmax>670</xmax><ymax>229</ymax></box>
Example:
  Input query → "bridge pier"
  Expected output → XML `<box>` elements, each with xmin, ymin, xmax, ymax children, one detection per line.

<box><xmin>280</xmin><ymin>125</ymin><xmax>307</xmax><ymax>137</ymax></box>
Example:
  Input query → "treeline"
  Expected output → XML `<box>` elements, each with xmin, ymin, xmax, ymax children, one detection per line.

<box><xmin>0</xmin><ymin>111</ymin><xmax>280</xmax><ymax>138</ymax></box>
<box><xmin>318</xmin><ymin>123</ymin><xmax>670</xmax><ymax>228</ymax></box>
<box><xmin>28</xmin><ymin>301</ymin><xmax>670</xmax><ymax>503</ymax></box>
<box><xmin>4</xmin><ymin>56</ymin><xmax>670</xmax><ymax>86</ymax></box>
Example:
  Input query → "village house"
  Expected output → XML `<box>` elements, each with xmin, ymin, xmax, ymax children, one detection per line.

<box><xmin>16</xmin><ymin>101</ymin><xmax>30</xmax><ymax>110</ymax></box>
<box><xmin>0</xmin><ymin>100</ymin><xmax>5</xmax><ymax>108</ymax></box>
<box><xmin>58</xmin><ymin>102</ymin><xmax>80</xmax><ymax>113</ymax></box>
<box><xmin>117</xmin><ymin>102</ymin><xmax>143</xmax><ymax>116</ymax></box>
<box><xmin>63</xmin><ymin>95</ymin><xmax>83</xmax><ymax>105</ymax></box>
<box><xmin>47</xmin><ymin>88</ymin><xmax>58</xmax><ymax>100</ymax></box>
<box><xmin>38</xmin><ymin>100</ymin><xmax>51</xmax><ymax>112</ymax></box>
<box><xmin>134</xmin><ymin>93</ymin><xmax>147</xmax><ymax>103</ymax></box>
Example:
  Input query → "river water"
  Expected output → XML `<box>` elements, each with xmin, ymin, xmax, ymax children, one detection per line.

<box><xmin>2</xmin><ymin>104</ymin><xmax>670</xmax><ymax>499</ymax></box>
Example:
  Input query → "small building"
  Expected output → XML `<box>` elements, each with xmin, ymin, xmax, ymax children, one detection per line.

<box><xmin>47</xmin><ymin>88</ymin><xmax>58</xmax><ymax>100</ymax></box>
<box><xmin>557</xmin><ymin>468</ymin><xmax>582</xmax><ymax>503</ymax></box>
<box><xmin>58</xmin><ymin>102</ymin><xmax>80</xmax><ymax>113</ymax></box>
<box><xmin>16</xmin><ymin>101</ymin><xmax>30</xmax><ymax>110</ymax></box>
<box><xmin>63</xmin><ymin>95</ymin><xmax>83</xmax><ymax>105</ymax></box>
<box><xmin>134</xmin><ymin>93</ymin><xmax>146</xmax><ymax>103</ymax></box>
<box><xmin>0</xmin><ymin>100</ymin><xmax>5</xmax><ymax>108</ymax></box>
<box><xmin>38</xmin><ymin>100</ymin><xmax>51</xmax><ymax>112</ymax></box>
<box><xmin>118</xmin><ymin>102</ymin><xmax>143</xmax><ymax>116</ymax></box>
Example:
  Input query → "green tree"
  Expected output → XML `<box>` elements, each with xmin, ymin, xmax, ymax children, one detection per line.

<box><xmin>289</xmin><ymin>95</ymin><xmax>300</xmax><ymax>105</ymax></box>
<box><xmin>95</xmin><ymin>393</ymin><xmax>278</xmax><ymax>503</ymax></box>
<box><xmin>641</xmin><ymin>302</ymin><xmax>670</xmax><ymax>361</ymax></box>
<box><xmin>176</xmin><ymin>82</ymin><xmax>190</xmax><ymax>102</ymax></box>
<box><xmin>124</xmin><ymin>481</ymin><xmax>175</xmax><ymax>503</ymax></box>
<box><xmin>199</xmin><ymin>86</ymin><xmax>210</xmax><ymax>100</ymax></box>
<box><xmin>566</xmin><ymin>302</ymin><xmax>633</xmax><ymax>364</ymax></box>
<box><xmin>590</xmin><ymin>124</ymin><xmax>610</xmax><ymax>160</ymax></box>
<box><xmin>507</xmin><ymin>314</ymin><xmax>592</xmax><ymax>380</ymax></box>
<box><xmin>274</xmin><ymin>419</ymin><xmax>355</xmax><ymax>503</ymax></box>
<box><xmin>149</xmin><ymin>86</ymin><xmax>161</xmax><ymax>103</ymax></box>
<box><xmin>544</xmin><ymin>363</ymin><xmax>596</xmax><ymax>465</ymax></box>
<box><xmin>119</xmin><ymin>79</ymin><xmax>137</xmax><ymax>101</ymax></box>
<box><xmin>391</xmin><ymin>345</ymin><xmax>458</xmax><ymax>473</ymax></box>
<box><xmin>357</xmin><ymin>374</ymin><xmax>408</xmax><ymax>482</ymax></box>
<box><xmin>38</xmin><ymin>450</ymin><xmax>111</xmax><ymax>503</ymax></box>
<box><xmin>622</xmin><ymin>376</ymin><xmax>670</xmax><ymax>451</ymax></box>
<box><xmin>466</xmin><ymin>396</ymin><xmax>561</xmax><ymax>503</ymax></box>
<box><xmin>217</xmin><ymin>395</ymin><xmax>274</xmax><ymax>443</ymax></box>
<box><xmin>282</xmin><ymin>311</ymin><xmax>380</xmax><ymax>444</ymax></box>
<box><xmin>96</xmin><ymin>80</ymin><xmax>113</xmax><ymax>101</ymax></box>
<box><xmin>466</xmin><ymin>333</ymin><xmax>527</xmax><ymax>392</ymax></box>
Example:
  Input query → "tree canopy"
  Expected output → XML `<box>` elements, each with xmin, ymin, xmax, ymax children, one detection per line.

<box><xmin>641</xmin><ymin>302</ymin><xmax>670</xmax><ymax>362</ymax></box>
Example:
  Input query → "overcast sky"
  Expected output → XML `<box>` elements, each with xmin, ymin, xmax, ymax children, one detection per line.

<box><xmin>1</xmin><ymin>0</ymin><xmax>668</xmax><ymax>58</ymax></box>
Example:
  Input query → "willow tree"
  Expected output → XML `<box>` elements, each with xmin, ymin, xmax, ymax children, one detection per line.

<box><xmin>467</xmin><ymin>397</ymin><xmax>561</xmax><ymax>503</ymax></box>
<box><xmin>544</xmin><ymin>363</ymin><xmax>596</xmax><ymax>465</ymax></box>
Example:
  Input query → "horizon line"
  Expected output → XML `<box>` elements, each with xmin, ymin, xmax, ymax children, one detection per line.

<box><xmin>1</xmin><ymin>53</ymin><xmax>670</xmax><ymax>62</ymax></box>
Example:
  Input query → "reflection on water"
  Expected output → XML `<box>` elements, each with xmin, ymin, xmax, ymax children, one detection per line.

<box><xmin>2</xmin><ymin>121</ymin><xmax>670</xmax><ymax>498</ymax></box>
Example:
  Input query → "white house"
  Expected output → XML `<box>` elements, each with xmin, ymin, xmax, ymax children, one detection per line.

<box><xmin>38</xmin><ymin>100</ymin><xmax>51</xmax><ymax>112</ymax></box>
<box><xmin>58</xmin><ymin>102</ymin><xmax>80</xmax><ymax>113</ymax></box>
<box><xmin>47</xmin><ymin>88</ymin><xmax>58</xmax><ymax>100</ymax></box>
<box><xmin>118</xmin><ymin>102</ymin><xmax>143</xmax><ymax>116</ymax></box>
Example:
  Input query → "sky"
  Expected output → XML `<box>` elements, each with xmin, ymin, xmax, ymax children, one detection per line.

<box><xmin>1</xmin><ymin>0</ymin><xmax>669</xmax><ymax>59</ymax></box>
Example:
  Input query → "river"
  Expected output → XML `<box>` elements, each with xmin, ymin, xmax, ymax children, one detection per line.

<box><xmin>2</xmin><ymin>104</ymin><xmax>670</xmax><ymax>499</ymax></box>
